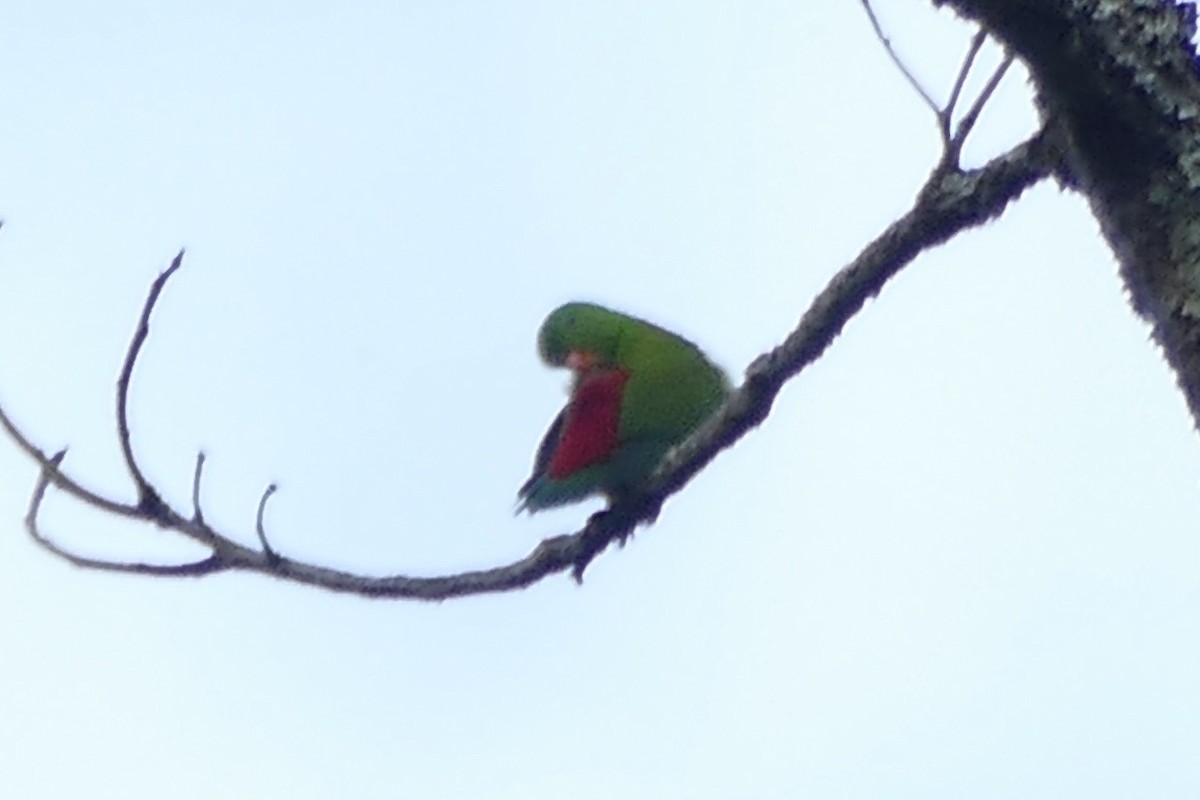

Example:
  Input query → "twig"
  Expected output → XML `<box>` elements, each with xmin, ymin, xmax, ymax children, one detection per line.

<box><xmin>0</xmin><ymin>409</ymin><xmax>145</xmax><ymax>519</ymax></box>
<box><xmin>116</xmin><ymin>249</ymin><xmax>183</xmax><ymax>519</ymax></box>
<box><xmin>191</xmin><ymin>451</ymin><xmax>206</xmax><ymax>523</ymax></box>
<box><xmin>255</xmin><ymin>483</ymin><xmax>279</xmax><ymax>563</ymax></box>
<box><xmin>25</xmin><ymin>448</ymin><xmax>68</xmax><ymax>530</ymax></box>
<box><xmin>860</xmin><ymin>6</ymin><xmax>1014</xmax><ymax>166</ymax></box>
<box><xmin>945</xmin><ymin>30</ymin><xmax>988</xmax><ymax>141</ymax></box>
<box><xmin>23</xmin><ymin>450</ymin><xmax>223</xmax><ymax>577</ymax></box>
<box><xmin>860</xmin><ymin>0</ymin><xmax>942</xmax><ymax>121</ymax></box>
<box><xmin>948</xmin><ymin>52</ymin><xmax>1015</xmax><ymax>162</ymax></box>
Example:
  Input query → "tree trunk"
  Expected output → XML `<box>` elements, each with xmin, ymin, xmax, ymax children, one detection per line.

<box><xmin>937</xmin><ymin>0</ymin><xmax>1200</xmax><ymax>428</ymax></box>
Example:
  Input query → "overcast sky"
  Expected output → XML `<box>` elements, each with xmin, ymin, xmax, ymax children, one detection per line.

<box><xmin>1</xmin><ymin>2</ymin><xmax>1198</xmax><ymax>798</ymax></box>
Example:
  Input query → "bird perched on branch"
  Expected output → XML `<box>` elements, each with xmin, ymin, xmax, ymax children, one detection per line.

<box><xmin>518</xmin><ymin>302</ymin><xmax>731</xmax><ymax>513</ymax></box>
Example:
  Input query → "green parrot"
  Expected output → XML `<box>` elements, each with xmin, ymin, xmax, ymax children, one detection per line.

<box><xmin>518</xmin><ymin>302</ymin><xmax>731</xmax><ymax>513</ymax></box>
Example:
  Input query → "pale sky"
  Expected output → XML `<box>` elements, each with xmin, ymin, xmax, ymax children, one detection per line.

<box><xmin>1</xmin><ymin>2</ymin><xmax>1198</xmax><ymax>798</ymax></box>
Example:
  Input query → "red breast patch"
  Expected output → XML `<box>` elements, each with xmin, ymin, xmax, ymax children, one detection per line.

<box><xmin>547</xmin><ymin>369</ymin><xmax>629</xmax><ymax>479</ymax></box>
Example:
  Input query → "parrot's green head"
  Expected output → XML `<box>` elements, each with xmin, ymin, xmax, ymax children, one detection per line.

<box><xmin>537</xmin><ymin>302</ymin><xmax>625</xmax><ymax>370</ymax></box>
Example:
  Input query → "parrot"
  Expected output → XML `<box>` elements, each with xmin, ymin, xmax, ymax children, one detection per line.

<box><xmin>517</xmin><ymin>301</ymin><xmax>731</xmax><ymax>513</ymax></box>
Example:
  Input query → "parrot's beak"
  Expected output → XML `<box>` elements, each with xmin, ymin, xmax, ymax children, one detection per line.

<box><xmin>565</xmin><ymin>350</ymin><xmax>598</xmax><ymax>371</ymax></box>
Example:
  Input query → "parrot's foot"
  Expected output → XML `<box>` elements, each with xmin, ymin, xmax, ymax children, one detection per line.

<box><xmin>586</xmin><ymin>508</ymin><xmax>634</xmax><ymax>547</ymax></box>
<box><xmin>571</xmin><ymin>493</ymin><xmax>663</xmax><ymax>582</ymax></box>
<box><xmin>596</xmin><ymin>491</ymin><xmax>662</xmax><ymax>545</ymax></box>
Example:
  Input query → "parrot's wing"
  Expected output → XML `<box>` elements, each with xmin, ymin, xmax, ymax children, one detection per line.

<box><xmin>516</xmin><ymin>369</ymin><xmax>629</xmax><ymax>513</ymax></box>
<box><xmin>518</xmin><ymin>406</ymin><xmax>566</xmax><ymax>499</ymax></box>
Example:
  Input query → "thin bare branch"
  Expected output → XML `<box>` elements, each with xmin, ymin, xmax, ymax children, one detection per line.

<box><xmin>29</xmin><ymin>535</ymin><xmax>223</xmax><ymax>577</ymax></box>
<box><xmin>0</xmin><ymin>406</ymin><xmax>144</xmax><ymax>519</ymax></box>
<box><xmin>25</xmin><ymin>448</ymin><xmax>67</xmax><ymax>529</ymax></box>
<box><xmin>191</xmin><ymin>451</ymin><xmax>206</xmax><ymax>523</ymax></box>
<box><xmin>23</xmin><ymin>450</ymin><xmax>224</xmax><ymax>577</ymax></box>
<box><xmin>949</xmin><ymin>51</ymin><xmax>1015</xmax><ymax>161</ymax></box>
<box><xmin>859</xmin><ymin>8</ymin><xmax>1013</xmax><ymax>166</ymax></box>
<box><xmin>116</xmin><ymin>249</ymin><xmax>183</xmax><ymax>518</ymax></box>
<box><xmin>860</xmin><ymin>0</ymin><xmax>942</xmax><ymax>121</ymax></box>
<box><xmin>255</xmin><ymin>483</ymin><xmax>279</xmax><ymax>562</ymax></box>
<box><xmin>0</xmin><ymin>397</ymin><xmax>224</xmax><ymax>551</ymax></box>
<box><xmin>945</xmin><ymin>30</ymin><xmax>987</xmax><ymax>137</ymax></box>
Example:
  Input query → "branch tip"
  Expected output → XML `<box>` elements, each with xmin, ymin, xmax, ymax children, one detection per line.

<box><xmin>255</xmin><ymin>483</ymin><xmax>280</xmax><ymax>562</ymax></box>
<box><xmin>191</xmin><ymin>451</ymin><xmax>207</xmax><ymax>523</ymax></box>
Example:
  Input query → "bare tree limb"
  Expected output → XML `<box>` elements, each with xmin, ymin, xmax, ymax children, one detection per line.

<box><xmin>7</xmin><ymin>1</ymin><xmax>1195</xmax><ymax>598</ymax></box>
<box><xmin>4</xmin><ymin>1</ymin><xmax>1196</xmax><ymax>598</ymax></box>
<box><xmin>0</xmin><ymin>8</ymin><xmax>1066</xmax><ymax>596</ymax></box>
<box><xmin>0</xmin><ymin>120</ymin><xmax>1061</xmax><ymax>598</ymax></box>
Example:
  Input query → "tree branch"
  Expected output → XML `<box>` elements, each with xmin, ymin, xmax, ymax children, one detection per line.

<box><xmin>0</xmin><ymin>121</ymin><xmax>1061</xmax><ymax>598</ymax></box>
<box><xmin>632</xmin><ymin>125</ymin><xmax>1062</xmax><ymax>545</ymax></box>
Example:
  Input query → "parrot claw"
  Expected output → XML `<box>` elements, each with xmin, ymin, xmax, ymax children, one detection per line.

<box><xmin>586</xmin><ymin>507</ymin><xmax>612</xmax><ymax>529</ymax></box>
<box><xmin>571</xmin><ymin>490</ymin><xmax>664</xmax><ymax>580</ymax></box>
